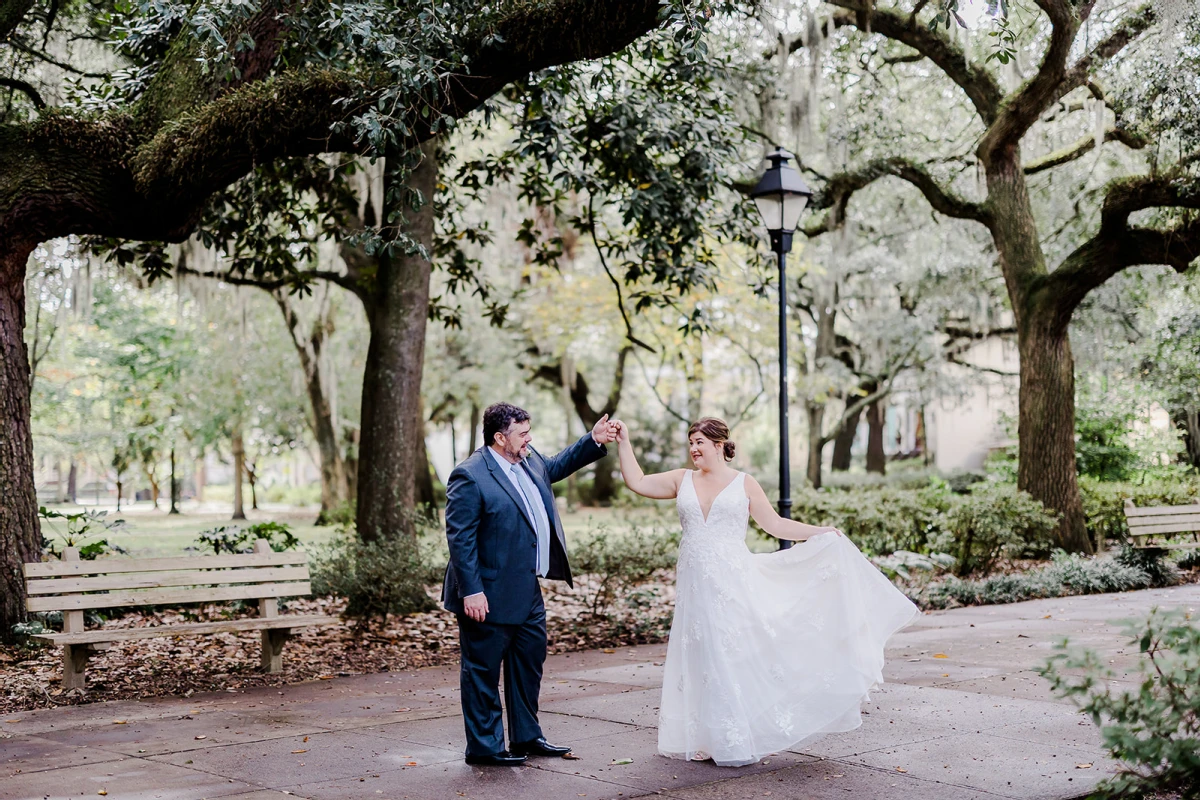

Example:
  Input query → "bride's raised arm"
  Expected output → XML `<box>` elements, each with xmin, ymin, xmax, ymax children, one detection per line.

<box><xmin>744</xmin><ymin>475</ymin><xmax>841</xmax><ymax>542</ymax></box>
<box><xmin>614</xmin><ymin>421</ymin><xmax>685</xmax><ymax>499</ymax></box>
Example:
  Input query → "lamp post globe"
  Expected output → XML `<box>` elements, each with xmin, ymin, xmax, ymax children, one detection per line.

<box><xmin>750</xmin><ymin>147</ymin><xmax>813</xmax><ymax>548</ymax></box>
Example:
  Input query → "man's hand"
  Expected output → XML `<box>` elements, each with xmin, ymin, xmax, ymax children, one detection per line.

<box><xmin>463</xmin><ymin>592</ymin><xmax>488</xmax><ymax>622</ymax></box>
<box><xmin>591</xmin><ymin>413</ymin><xmax>620</xmax><ymax>445</ymax></box>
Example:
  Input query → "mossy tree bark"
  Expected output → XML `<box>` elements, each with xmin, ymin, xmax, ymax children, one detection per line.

<box><xmin>865</xmin><ymin>399</ymin><xmax>886</xmax><ymax>475</ymax></box>
<box><xmin>830</xmin><ymin>404</ymin><xmax>861</xmax><ymax>471</ymax></box>
<box><xmin>354</xmin><ymin>141</ymin><xmax>438</xmax><ymax>544</ymax></box>
<box><xmin>0</xmin><ymin>244</ymin><xmax>39</xmax><ymax>640</ymax></box>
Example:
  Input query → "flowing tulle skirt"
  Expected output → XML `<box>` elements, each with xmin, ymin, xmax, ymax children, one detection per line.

<box><xmin>658</xmin><ymin>532</ymin><xmax>919</xmax><ymax>766</ymax></box>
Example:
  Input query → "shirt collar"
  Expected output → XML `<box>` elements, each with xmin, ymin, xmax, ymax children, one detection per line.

<box><xmin>487</xmin><ymin>445</ymin><xmax>520</xmax><ymax>472</ymax></box>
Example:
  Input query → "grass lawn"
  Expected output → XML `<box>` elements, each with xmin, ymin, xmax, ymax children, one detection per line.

<box><xmin>37</xmin><ymin>499</ymin><xmax>681</xmax><ymax>559</ymax></box>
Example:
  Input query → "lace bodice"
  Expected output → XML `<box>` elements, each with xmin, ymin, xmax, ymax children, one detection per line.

<box><xmin>677</xmin><ymin>470</ymin><xmax>749</xmax><ymax>548</ymax></box>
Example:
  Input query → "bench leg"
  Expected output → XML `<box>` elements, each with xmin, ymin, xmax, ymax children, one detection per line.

<box><xmin>261</xmin><ymin>629</ymin><xmax>291</xmax><ymax>673</ymax></box>
<box><xmin>62</xmin><ymin>645</ymin><xmax>89</xmax><ymax>691</ymax></box>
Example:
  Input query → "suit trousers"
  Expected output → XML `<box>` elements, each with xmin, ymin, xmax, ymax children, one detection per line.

<box><xmin>456</xmin><ymin>593</ymin><xmax>547</xmax><ymax>756</ymax></box>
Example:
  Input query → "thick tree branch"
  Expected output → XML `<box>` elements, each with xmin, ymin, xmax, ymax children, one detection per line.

<box><xmin>1024</xmin><ymin>127</ymin><xmax>1149</xmax><ymax>175</ymax></box>
<box><xmin>531</xmin><ymin>345</ymin><xmax>632</xmax><ymax>425</ymax></box>
<box><xmin>0</xmin><ymin>76</ymin><xmax>42</xmax><ymax>108</ymax></box>
<box><xmin>1038</xmin><ymin>173</ymin><xmax>1200</xmax><ymax>330</ymax></box>
<box><xmin>804</xmin><ymin>156</ymin><xmax>989</xmax><ymax>236</ymax></box>
<box><xmin>979</xmin><ymin>3</ymin><xmax>1153</xmax><ymax>163</ymax></box>
<box><xmin>0</xmin><ymin>0</ymin><xmax>37</xmax><ymax>43</ymax></box>
<box><xmin>0</xmin><ymin>0</ymin><xmax>669</xmax><ymax>255</ymax></box>
<box><xmin>823</xmin><ymin>1</ymin><xmax>1003</xmax><ymax>124</ymax></box>
<box><xmin>176</xmin><ymin>263</ymin><xmax>360</xmax><ymax>295</ymax></box>
<box><xmin>8</xmin><ymin>39</ymin><xmax>106</xmax><ymax>77</ymax></box>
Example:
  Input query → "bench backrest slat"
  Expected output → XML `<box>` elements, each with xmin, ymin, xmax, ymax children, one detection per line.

<box><xmin>23</xmin><ymin>551</ymin><xmax>306</xmax><ymax>578</ymax></box>
<box><xmin>1127</xmin><ymin>513</ymin><xmax>1200</xmax><ymax>529</ymax></box>
<box><xmin>27</xmin><ymin>580</ymin><xmax>312</xmax><ymax>613</ymax></box>
<box><xmin>1126</xmin><ymin>523</ymin><xmax>1200</xmax><ymax>537</ymax></box>
<box><xmin>26</xmin><ymin>566</ymin><xmax>311</xmax><ymax>596</ymax></box>
<box><xmin>1124</xmin><ymin>504</ymin><xmax>1200</xmax><ymax>518</ymax></box>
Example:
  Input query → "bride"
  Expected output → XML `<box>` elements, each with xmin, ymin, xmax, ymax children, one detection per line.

<box><xmin>614</xmin><ymin>416</ymin><xmax>919</xmax><ymax>767</ymax></box>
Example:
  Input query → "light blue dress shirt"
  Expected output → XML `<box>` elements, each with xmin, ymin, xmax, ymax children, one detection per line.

<box><xmin>486</xmin><ymin>446</ymin><xmax>551</xmax><ymax>577</ymax></box>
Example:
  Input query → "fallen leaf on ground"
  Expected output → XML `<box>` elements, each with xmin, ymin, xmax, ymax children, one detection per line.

<box><xmin>112</xmin><ymin>720</ymin><xmax>127</xmax><ymax>724</ymax></box>
<box><xmin>393</xmin><ymin>707</ymin><xmax>411</xmax><ymax>713</ymax></box>
<box><xmin>303</xmin><ymin>736</ymin><xmax>309</xmax><ymax>742</ymax></box>
<box><xmin>610</xmin><ymin>758</ymin><xmax>633</xmax><ymax>765</ymax></box>
<box><xmin>895</xmin><ymin>767</ymin><xmax>908</xmax><ymax>773</ymax></box>
<box><xmin>602</xmin><ymin>649</ymin><xmax>615</xmax><ymax>654</ymax></box>
<box><xmin>194</xmin><ymin>735</ymin><xmax>207</xmax><ymax>740</ymax></box>
<box><xmin>562</xmin><ymin>752</ymin><xmax>581</xmax><ymax>760</ymax></box>
<box><xmin>98</xmin><ymin>790</ymin><xmax>107</xmax><ymax>796</ymax></box>
<box><xmin>291</xmin><ymin>749</ymin><xmax>307</xmax><ymax>754</ymax></box>
<box><xmin>933</xmin><ymin>654</ymin><xmax>948</xmax><ymax>659</ymax></box>
<box><xmin>406</xmin><ymin>761</ymin><xmax>418</xmax><ymax>766</ymax></box>
<box><xmin>1076</xmin><ymin>763</ymin><xmax>1093</xmax><ymax>769</ymax></box>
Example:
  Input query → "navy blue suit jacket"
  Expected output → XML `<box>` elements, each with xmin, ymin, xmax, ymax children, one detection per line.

<box><xmin>441</xmin><ymin>433</ymin><xmax>607</xmax><ymax>625</ymax></box>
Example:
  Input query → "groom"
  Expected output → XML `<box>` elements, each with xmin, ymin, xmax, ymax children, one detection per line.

<box><xmin>442</xmin><ymin>402</ymin><xmax>619</xmax><ymax>766</ymax></box>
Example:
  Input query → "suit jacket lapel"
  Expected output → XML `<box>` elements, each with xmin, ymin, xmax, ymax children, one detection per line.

<box><xmin>524</xmin><ymin>450</ymin><xmax>566</xmax><ymax>548</ymax></box>
<box><xmin>481</xmin><ymin>447</ymin><xmax>534</xmax><ymax>531</ymax></box>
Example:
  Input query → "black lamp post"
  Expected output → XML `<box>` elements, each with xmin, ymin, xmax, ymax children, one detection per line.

<box><xmin>750</xmin><ymin>146</ymin><xmax>812</xmax><ymax>548</ymax></box>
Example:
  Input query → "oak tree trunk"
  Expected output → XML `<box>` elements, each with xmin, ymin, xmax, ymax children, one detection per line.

<box><xmin>355</xmin><ymin>141</ymin><xmax>437</xmax><ymax>544</ymax></box>
<box><xmin>272</xmin><ymin>290</ymin><xmax>350</xmax><ymax>523</ymax></box>
<box><xmin>232</xmin><ymin>428</ymin><xmax>246</xmax><ymax>520</ymax></box>
<box><xmin>1016</xmin><ymin>317</ymin><xmax>1091</xmax><ymax>553</ymax></box>
<box><xmin>0</xmin><ymin>246</ymin><xmax>41</xmax><ymax>641</ymax></box>
<box><xmin>866</xmin><ymin>400</ymin><xmax>886</xmax><ymax>475</ymax></box>
<box><xmin>987</xmin><ymin>153</ymin><xmax>1092</xmax><ymax>554</ymax></box>
<box><xmin>830</xmin><ymin>405</ymin><xmax>862</xmax><ymax>471</ymax></box>
<box><xmin>67</xmin><ymin>462</ymin><xmax>77</xmax><ymax>503</ymax></box>
<box><xmin>806</xmin><ymin>401</ymin><xmax>825</xmax><ymax>489</ymax></box>
<box><xmin>1175</xmin><ymin>406</ymin><xmax>1200</xmax><ymax>469</ymax></box>
<box><xmin>468</xmin><ymin>402</ymin><xmax>480</xmax><ymax>454</ymax></box>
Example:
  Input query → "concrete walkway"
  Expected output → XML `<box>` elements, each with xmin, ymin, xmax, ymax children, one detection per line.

<box><xmin>4</xmin><ymin>584</ymin><xmax>1198</xmax><ymax>800</ymax></box>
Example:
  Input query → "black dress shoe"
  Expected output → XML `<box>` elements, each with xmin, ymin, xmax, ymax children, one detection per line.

<box><xmin>465</xmin><ymin>750</ymin><xmax>528</xmax><ymax>766</ymax></box>
<box><xmin>511</xmin><ymin>738</ymin><xmax>572</xmax><ymax>757</ymax></box>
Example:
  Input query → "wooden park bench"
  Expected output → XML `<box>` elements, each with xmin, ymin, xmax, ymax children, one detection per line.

<box><xmin>1123</xmin><ymin>500</ymin><xmax>1200</xmax><ymax>550</ymax></box>
<box><xmin>23</xmin><ymin>539</ymin><xmax>338</xmax><ymax>690</ymax></box>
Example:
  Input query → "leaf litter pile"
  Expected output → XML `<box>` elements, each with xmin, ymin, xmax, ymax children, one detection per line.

<box><xmin>0</xmin><ymin>574</ymin><xmax>675</xmax><ymax>714</ymax></box>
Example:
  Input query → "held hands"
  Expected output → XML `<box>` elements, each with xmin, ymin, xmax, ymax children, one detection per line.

<box><xmin>463</xmin><ymin>592</ymin><xmax>488</xmax><ymax>622</ymax></box>
<box><xmin>613</xmin><ymin>420</ymin><xmax>629</xmax><ymax>443</ymax></box>
<box><xmin>591</xmin><ymin>413</ymin><xmax>622</xmax><ymax>445</ymax></box>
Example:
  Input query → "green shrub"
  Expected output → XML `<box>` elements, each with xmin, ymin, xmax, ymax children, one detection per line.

<box><xmin>309</xmin><ymin>532</ymin><xmax>440</xmax><ymax>623</ymax></box>
<box><xmin>315</xmin><ymin>500</ymin><xmax>356</xmax><ymax>527</ymax></box>
<box><xmin>1076</xmin><ymin>402</ymin><xmax>1139</xmax><ymax>481</ymax></box>
<box><xmin>916</xmin><ymin>551</ymin><xmax>1155</xmax><ymax>610</ymax></box>
<box><xmin>39</xmin><ymin>507</ymin><xmax>127</xmax><ymax>560</ymax></box>
<box><xmin>193</xmin><ymin>521</ymin><xmax>300</xmax><ymax>554</ymax></box>
<box><xmin>929</xmin><ymin>484</ymin><xmax>1059</xmax><ymax>576</ymax></box>
<box><xmin>1039</xmin><ymin>608</ymin><xmax>1200</xmax><ymax>799</ymax></box>
<box><xmin>791</xmin><ymin>484</ymin><xmax>951</xmax><ymax>556</ymax></box>
<box><xmin>1114</xmin><ymin>544</ymin><xmax>1181</xmax><ymax>589</ymax></box>
<box><xmin>1080</xmin><ymin>476</ymin><xmax>1200</xmax><ymax>549</ymax></box>
<box><xmin>570</xmin><ymin>521</ymin><xmax>678</xmax><ymax>618</ymax></box>
<box><xmin>1178</xmin><ymin>549</ymin><xmax>1200</xmax><ymax>571</ymax></box>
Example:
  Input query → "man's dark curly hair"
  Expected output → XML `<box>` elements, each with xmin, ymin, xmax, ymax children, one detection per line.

<box><xmin>483</xmin><ymin>402</ymin><xmax>531</xmax><ymax>447</ymax></box>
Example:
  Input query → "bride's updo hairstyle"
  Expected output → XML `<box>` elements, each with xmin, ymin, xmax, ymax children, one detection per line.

<box><xmin>688</xmin><ymin>417</ymin><xmax>736</xmax><ymax>462</ymax></box>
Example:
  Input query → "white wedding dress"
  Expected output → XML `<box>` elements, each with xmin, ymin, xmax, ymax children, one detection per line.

<box><xmin>657</xmin><ymin>471</ymin><xmax>920</xmax><ymax>766</ymax></box>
